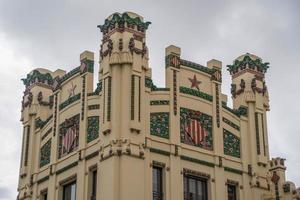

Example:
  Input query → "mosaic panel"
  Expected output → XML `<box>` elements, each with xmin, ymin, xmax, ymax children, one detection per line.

<box><xmin>150</xmin><ymin>112</ymin><xmax>169</xmax><ymax>139</ymax></box>
<box><xmin>223</xmin><ymin>129</ymin><xmax>240</xmax><ymax>158</ymax></box>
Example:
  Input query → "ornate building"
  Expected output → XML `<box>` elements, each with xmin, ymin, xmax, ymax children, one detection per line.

<box><xmin>17</xmin><ymin>12</ymin><xmax>300</xmax><ymax>200</ymax></box>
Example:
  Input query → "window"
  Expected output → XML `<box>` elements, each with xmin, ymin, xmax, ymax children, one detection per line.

<box><xmin>227</xmin><ymin>184</ymin><xmax>237</xmax><ymax>200</ymax></box>
<box><xmin>90</xmin><ymin>170</ymin><xmax>97</xmax><ymax>200</ymax></box>
<box><xmin>184</xmin><ymin>175</ymin><xmax>208</xmax><ymax>200</ymax></box>
<box><xmin>152</xmin><ymin>166</ymin><xmax>163</xmax><ymax>200</ymax></box>
<box><xmin>63</xmin><ymin>181</ymin><xmax>76</xmax><ymax>200</ymax></box>
<box><xmin>41</xmin><ymin>191</ymin><xmax>47</xmax><ymax>200</ymax></box>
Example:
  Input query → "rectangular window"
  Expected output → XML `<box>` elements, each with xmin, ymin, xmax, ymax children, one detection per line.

<box><xmin>90</xmin><ymin>170</ymin><xmax>97</xmax><ymax>200</ymax></box>
<box><xmin>63</xmin><ymin>181</ymin><xmax>76</xmax><ymax>200</ymax></box>
<box><xmin>152</xmin><ymin>166</ymin><xmax>163</xmax><ymax>200</ymax></box>
<box><xmin>184</xmin><ymin>175</ymin><xmax>208</xmax><ymax>200</ymax></box>
<box><xmin>24</xmin><ymin>125</ymin><xmax>30</xmax><ymax>166</ymax></box>
<box><xmin>227</xmin><ymin>184</ymin><xmax>237</xmax><ymax>200</ymax></box>
<box><xmin>41</xmin><ymin>191</ymin><xmax>48</xmax><ymax>200</ymax></box>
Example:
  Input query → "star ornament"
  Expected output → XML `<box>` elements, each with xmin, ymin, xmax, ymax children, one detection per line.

<box><xmin>188</xmin><ymin>75</ymin><xmax>201</xmax><ymax>91</ymax></box>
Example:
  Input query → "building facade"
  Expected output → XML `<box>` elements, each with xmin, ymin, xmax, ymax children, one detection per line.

<box><xmin>17</xmin><ymin>12</ymin><xmax>300</xmax><ymax>200</ymax></box>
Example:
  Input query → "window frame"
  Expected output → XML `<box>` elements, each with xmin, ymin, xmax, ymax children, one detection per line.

<box><xmin>183</xmin><ymin>174</ymin><xmax>208</xmax><ymax>200</ymax></box>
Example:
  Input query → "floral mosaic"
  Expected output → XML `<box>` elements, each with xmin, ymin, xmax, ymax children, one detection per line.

<box><xmin>150</xmin><ymin>112</ymin><xmax>169</xmax><ymax>139</ymax></box>
<box><xmin>87</xmin><ymin>116</ymin><xmax>99</xmax><ymax>143</ymax></box>
<box><xmin>223</xmin><ymin>129</ymin><xmax>240</xmax><ymax>158</ymax></box>
<box><xmin>40</xmin><ymin>139</ymin><xmax>51</xmax><ymax>168</ymax></box>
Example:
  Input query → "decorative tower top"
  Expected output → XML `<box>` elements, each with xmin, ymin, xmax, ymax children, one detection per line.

<box><xmin>227</xmin><ymin>53</ymin><xmax>270</xmax><ymax>78</ymax></box>
<box><xmin>97</xmin><ymin>12</ymin><xmax>151</xmax><ymax>36</ymax></box>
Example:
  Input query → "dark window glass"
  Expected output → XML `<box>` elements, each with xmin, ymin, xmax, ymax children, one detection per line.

<box><xmin>183</xmin><ymin>175</ymin><xmax>208</xmax><ymax>200</ymax></box>
<box><xmin>227</xmin><ymin>184</ymin><xmax>237</xmax><ymax>200</ymax></box>
<box><xmin>41</xmin><ymin>192</ymin><xmax>47</xmax><ymax>200</ymax></box>
<box><xmin>63</xmin><ymin>181</ymin><xmax>76</xmax><ymax>200</ymax></box>
<box><xmin>152</xmin><ymin>166</ymin><xmax>163</xmax><ymax>200</ymax></box>
<box><xmin>91</xmin><ymin>170</ymin><xmax>97</xmax><ymax>200</ymax></box>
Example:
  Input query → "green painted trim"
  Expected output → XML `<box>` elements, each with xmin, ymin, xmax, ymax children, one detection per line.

<box><xmin>56</xmin><ymin>161</ymin><xmax>78</xmax><ymax>175</ymax></box>
<box><xmin>35</xmin><ymin>115</ymin><xmax>53</xmax><ymax>129</ymax></box>
<box><xmin>97</xmin><ymin>12</ymin><xmax>151</xmax><ymax>32</ymax></box>
<box><xmin>60</xmin><ymin>67</ymin><xmax>80</xmax><ymax>84</ymax></box>
<box><xmin>85</xmin><ymin>151</ymin><xmax>99</xmax><ymax>160</ymax></box>
<box><xmin>180</xmin><ymin>59</ymin><xmax>213</xmax><ymax>75</ymax></box>
<box><xmin>37</xmin><ymin>175</ymin><xmax>49</xmax><ymax>184</ymax></box>
<box><xmin>227</xmin><ymin>54</ymin><xmax>269</xmax><ymax>74</ymax></box>
<box><xmin>222</xmin><ymin>102</ymin><xmax>248</xmax><ymax>118</ymax></box>
<box><xmin>150</xmin><ymin>100</ymin><xmax>169</xmax><ymax>105</ymax></box>
<box><xmin>153</xmin><ymin>88</ymin><xmax>170</xmax><ymax>91</ymax></box>
<box><xmin>87</xmin><ymin>81</ymin><xmax>102</xmax><ymax>96</ymax></box>
<box><xmin>180</xmin><ymin>155</ymin><xmax>215</xmax><ymax>168</ymax></box>
<box><xmin>179</xmin><ymin>86</ymin><xmax>213</xmax><ymax>102</ymax></box>
<box><xmin>21</xmin><ymin>70</ymin><xmax>53</xmax><ymax>87</ymax></box>
<box><xmin>222</xmin><ymin>117</ymin><xmax>240</xmax><ymax>131</ymax></box>
<box><xmin>59</xmin><ymin>93</ymin><xmax>81</xmax><ymax>111</ymax></box>
<box><xmin>224</xmin><ymin>167</ymin><xmax>243</xmax><ymax>175</ymax></box>
<box><xmin>145</xmin><ymin>77</ymin><xmax>169</xmax><ymax>91</ymax></box>
<box><xmin>149</xmin><ymin>148</ymin><xmax>170</xmax><ymax>156</ymax></box>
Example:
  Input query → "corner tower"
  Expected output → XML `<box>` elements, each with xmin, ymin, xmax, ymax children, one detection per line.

<box><xmin>96</xmin><ymin>12</ymin><xmax>151</xmax><ymax>200</ymax></box>
<box><xmin>227</xmin><ymin>53</ymin><xmax>271</xmax><ymax>197</ymax></box>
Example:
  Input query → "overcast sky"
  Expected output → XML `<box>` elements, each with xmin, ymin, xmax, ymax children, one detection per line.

<box><xmin>0</xmin><ymin>0</ymin><xmax>299</xmax><ymax>199</ymax></box>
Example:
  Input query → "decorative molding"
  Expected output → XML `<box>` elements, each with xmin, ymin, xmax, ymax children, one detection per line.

<box><xmin>107</xmin><ymin>76</ymin><xmax>112</xmax><ymax>121</ymax></box>
<box><xmin>149</xmin><ymin>148</ymin><xmax>170</xmax><ymax>156</ymax></box>
<box><xmin>180</xmin><ymin>107</ymin><xmax>213</xmax><ymax>150</ymax></box>
<box><xmin>222</xmin><ymin>102</ymin><xmax>248</xmax><ymax>117</ymax></box>
<box><xmin>179</xmin><ymin>86</ymin><xmax>213</xmax><ymax>102</ymax></box>
<box><xmin>150</xmin><ymin>112</ymin><xmax>169</xmax><ymax>139</ymax></box>
<box><xmin>255</xmin><ymin>112</ymin><xmax>261</xmax><ymax>155</ymax></box>
<box><xmin>87</xmin><ymin>116</ymin><xmax>99</xmax><ymax>143</ymax></box>
<box><xmin>21</xmin><ymin>70</ymin><xmax>53</xmax><ymax>88</ymax></box>
<box><xmin>37</xmin><ymin>91</ymin><xmax>54</xmax><ymax>108</ymax></box>
<box><xmin>59</xmin><ymin>67</ymin><xmax>80</xmax><ymax>85</ymax></box>
<box><xmin>53</xmin><ymin>94</ymin><xmax>58</xmax><ymax>136</ymax></box>
<box><xmin>180</xmin><ymin>59</ymin><xmax>213</xmax><ymax>75</ymax></box>
<box><xmin>180</xmin><ymin>155</ymin><xmax>215</xmax><ymax>168</ymax></box>
<box><xmin>85</xmin><ymin>151</ymin><xmax>99</xmax><ymax>161</ymax></box>
<box><xmin>222</xmin><ymin>117</ymin><xmax>240</xmax><ymax>131</ymax></box>
<box><xmin>165</xmin><ymin>54</ymin><xmax>180</xmax><ymax>69</ymax></box>
<box><xmin>150</xmin><ymin>100</ymin><xmax>169</xmax><ymax>105</ymax></box>
<box><xmin>88</xmin><ymin>81</ymin><xmax>102</xmax><ymax>96</ymax></box>
<box><xmin>37</xmin><ymin>176</ymin><xmax>49</xmax><ymax>184</ymax></box>
<box><xmin>211</xmin><ymin>68</ymin><xmax>222</xmax><ymax>82</ymax></box>
<box><xmin>231</xmin><ymin>79</ymin><xmax>245</xmax><ymax>98</ymax></box>
<box><xmin>128</xmin><ymin>38</ymin><xmax>147</xmax><ymax>57</ymax></box>
<box><xmin>224</xmin><ymin>167</ymin><xmax>243</xmax><ymax>175</ymax></box>
<box><xmin>97</xmin><ymin>12</ymin><xmax>151</xmax><ymax>34</ymax></box>
<box><xmin>227</xmin><ymin>54</ymin><xmax>269</xmax><ymax>75</ymax></box>
<box><xmin>41</xmin><ymin>128</ymin><xmax>52</xmax><ymax>141</ymax></box>
<box><xmin>215</xmin><ymin>84</ymin><xmax>220</xmax><ymax>127</ymax></box>
<box><xmin>223</xmin><ymin>129</ymin><xmax>241</xmax><ymax>158</ymax></box>
<box><xmin>40</xmin><ymin>139</ymin><xmax>51</xmax><ymax>168</ymax></box>
<box><xmin>59</xmin><ymin>93</ymin><xmax>81</xmax><ymax>111</ymax></box>
<box><xmin>35</xmin><ymin>115</ymin><xmax>53</xmax><ymax>129</ymax></box>
<box><xmin>145</xmin><ymin>77</ymin><xmax>170</xmax><ymax>91</ymax></box>
<box><xmin>81</xmin><ymin>76</ymin><xmax>86</xmax><ymax>120</ymax></box>
<box><xmin>131</xmin><ymin>75</ymin><xmax>135</xmax><ymax>120</ymax></box>
<box><xmin>173</xmin><ymin>70</ymin><xmax>178</xmax><ymax>115</ymax></box>
<box><xmin>55</xmin><ymin>161</ymin><xmax>78</xmax><ymax>175</ymax></box>
<box><xmin>183</xmin><ymin>168</ymin><xmax>211</xmax><ymax>179</ymax></box>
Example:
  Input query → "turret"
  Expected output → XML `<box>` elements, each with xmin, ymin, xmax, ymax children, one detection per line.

<box><xmin>227</xmin><ymin>53</ymin><xmax>271</xmax><ymax>197</ymax></box>
<box><xmin>97</xmin><ymin>12</ymin><xmax>151</xmax><ymax>140</ymax></box>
